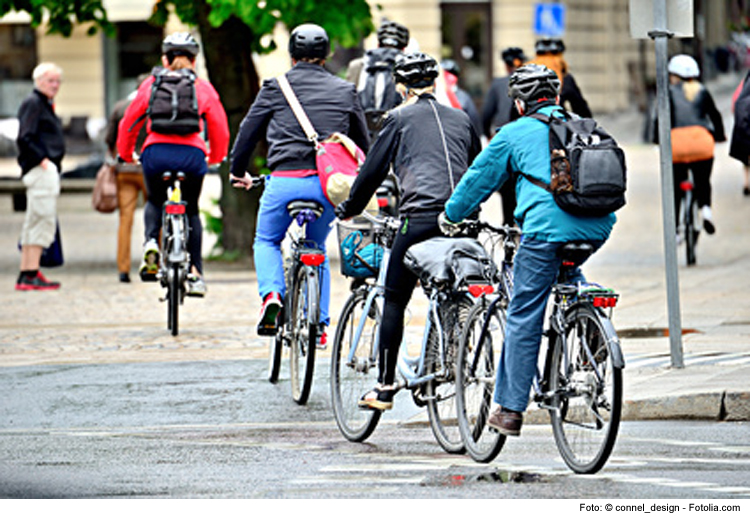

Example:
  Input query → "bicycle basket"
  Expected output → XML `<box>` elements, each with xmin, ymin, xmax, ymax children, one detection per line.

<box><xmin>404</xmin><ymin>237</ymin><xmax>498</xmax><ymax>289</ymax></box>
<box><xmin>337</xmin><ymin>219</ymin><xmax>383</xmax><ymax>279</ymax></box>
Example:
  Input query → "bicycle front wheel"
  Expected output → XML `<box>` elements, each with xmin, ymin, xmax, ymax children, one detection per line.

<box><xmin>549</xmin><ymin>303</ymin><xmax>622</xmax><ymax>474</ymax></box>
<box><xmin>456</xmin><ymin>299</ymin><xmax>507</xmax><ymax>463</ymax></box>
<box><xmin>330</xmin><ymin>288</ymin><xmax>381</xmax><ymax>442</ymax></box>
<box><xmin>290</xmin><ymin>265</ymin><xmax>318</xmax><ymax>405</ymax></box>
<box><xmin>425</xmin><ymin>295</ymin><xmax>473</xmax><ymax>454</ymax></box>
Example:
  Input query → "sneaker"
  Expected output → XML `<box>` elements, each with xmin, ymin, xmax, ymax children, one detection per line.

<box><xmin>139</xmin><ymin>239</ymin><xmax>160</xmax><ymax>282</ymax></box>
<box><xmin>487</xmin><ymin>406</ymin><xmax>523</xmax><ymax>436</ymax></box>
<box><xmin>701</xmin><ymin>206</ymin><xmax>716</xmax><ymax>235</ymax></box>
<box><xmin>358</xmin><ymin>386</ymin><xmax>396</xmax><ymax>411</ymax></box>
<box><xmin>119</xmin><ymin>272</ymin><xmax>131</xmax><ymax>283</ymax></box>
<box><xmin>15</xmin><ymin>272</ymin><xmax>60</xmax><ymax>291</ymax></box>
<box><xmin>744</xmin><ymin>187</ymin><xmax>750</xmax><ymax>197</ymax></box>
<box><xmin>186</xmin><ymin>274</ymin><xmax>207</xmax><ymax>297</ymax></box>
<box><xmin>257</xmin><ymin>292</ymin><xmax>283</xmax><ymax>336</ymax></box>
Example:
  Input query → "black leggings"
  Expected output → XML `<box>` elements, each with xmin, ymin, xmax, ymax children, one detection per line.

<box><xmin>378</xmin><ymin>215</ymin><xmax>442</xmax><ymax>385</ymax></box>
<box><xmin>673</xmin><ymin>158</ymin><xmax>713</xmax><ymax>212</ymax></box>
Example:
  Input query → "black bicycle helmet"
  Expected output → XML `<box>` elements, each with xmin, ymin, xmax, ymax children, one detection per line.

<box><xmin>441</xmin><ymin>59</ymin><xmax>460</xmax><ymax>78</ymax></box>
<box><xmin>393</xmin><ymin>52</ymin><xmax>440</xmax><ymax>88</ymax></box>
<box><xmin>289</xmin><ymin>23</ymin><xmax>330</xmax><ymax>60</ymax></box>
<box><xmin>162</xmin><ymin>32</ymin><xmax>200</xmax><ymax>57</ymax></box>
<box><xmin>535</xmin><ymin>38</ymin><xmax>565</xmax><ymax>55</ymax></box>
<box><xmin>377</xmin><ymin>20</ymin><xmax>410</xmax><ymax>50</ymax></box>
<box><xmin>501</xmin><ymin>47</ymin><xmax>527</xmax><ymax>66</ymax></box>
<box><xmin>507</xmin><ymin>63</ymin><xmax>561</xmax><ymax>101</ymax></box>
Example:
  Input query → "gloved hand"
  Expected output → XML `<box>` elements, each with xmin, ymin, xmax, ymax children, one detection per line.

<box><xmin>438</xmin><ymin>211</ymin><xmax>462</xmax><ymax>237</ymax></box>
<box><xmin>335</xmin><ymin>201</ymin><xmax>350</xmax><ymax>220</ymax></box>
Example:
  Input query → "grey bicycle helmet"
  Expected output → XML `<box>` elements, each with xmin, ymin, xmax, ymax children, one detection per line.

<box><xmin>289</xmin><ymin>23</ymin><xmax>330</xmax><ymax>60</ymax></box>
<box><xmin>535</xmin><ymin>38</ymin><xmax>565</xmax><ymax>55</ymax></box>
<box><xmin>377</xmin><ymin>20</ymin><xmax>410</xmax><ymax>50</ymax></box>
<box><xmin>393</xmin><ymin>52</ymin><xmax>439</xmax><ymax>88</ymax></box>
<box><xmin>507</xmin><ymin>63</ymin><xmax>561</xmax><ymax>101</ymax></box>
<box><xmin>162</xmin><ymin>32</ymin><xmax>200</xmax><ymax>57</ymax></box>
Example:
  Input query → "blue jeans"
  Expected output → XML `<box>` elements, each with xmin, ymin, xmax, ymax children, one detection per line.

<box><xmin>494</xmin><ymin>237</ymin><xmax>602</xmax><ymax>412</ymax></box>
<box><xmin>254</xmin><ymin>175</ymin><xmax>335</xmax><ymax>326</ymax></box>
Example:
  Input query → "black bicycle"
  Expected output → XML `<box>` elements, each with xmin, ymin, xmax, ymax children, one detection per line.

<box><xmin>677</xmin><ymin>172</ymin><xmax>700</xmax><ymax>266</ymax></box>
<box><xmin>457</xmin><ymin>230</ymin><xmax>624</xmax><ymax>473</ymax></box>
<box><xmin>158</xmin><ymin>171</ymin><xmax>190</xmax><ymax>336</ymax></box>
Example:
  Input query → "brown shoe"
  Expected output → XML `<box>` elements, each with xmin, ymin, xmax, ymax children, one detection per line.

<box><xmin>488</xmin><ymin>406</ymin><xmax>523</xmax><ymax>436</ymax></box>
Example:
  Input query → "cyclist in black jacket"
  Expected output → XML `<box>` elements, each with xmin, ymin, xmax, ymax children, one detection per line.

<box><xmin>335</xmin><ymin>52</ymin><xmax>482</xmax><ymax>410</ymax></box>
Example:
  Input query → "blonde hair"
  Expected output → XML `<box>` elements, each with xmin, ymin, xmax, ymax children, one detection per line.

<box><xmin>682</xmin><ymin>79</ymin><xmax>703</xmax><ymax>102</ymax></box>
<box><xmin>33</xmin><ymin>62</ymin><xmax>62</xmax><ymax>84</ymax></box>
<box><xmin>168</xmin><ymin>55</ymin><xmax>195</xmax><ymax>71</ymax></box>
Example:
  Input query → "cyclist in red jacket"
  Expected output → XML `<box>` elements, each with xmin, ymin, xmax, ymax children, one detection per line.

<box><xmin>118</xmin><ymin>32</ymin><xmax>229</xmax><ymax>296</ymax></box>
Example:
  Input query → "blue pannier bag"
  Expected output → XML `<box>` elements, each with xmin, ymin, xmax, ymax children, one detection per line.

<box><xmin>340</xmin><ymin>230</ymin><xmax>383</xmax><ymax>278</ymax></box>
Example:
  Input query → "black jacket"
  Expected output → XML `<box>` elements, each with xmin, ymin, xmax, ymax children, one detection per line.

<box><xmin>482</xmin><ymin>76</ymin><xmax>519</xmax><ymax>137</ymax></box>
<box><xmin>230</xmin><ymin>61</ymin><xmax>370</xmax><ymax>174</ymax></box>
<box><xmin>344</xmin><ymin>93</ymin><xmax>481</xmax><ymax>218</ymax></box>
<box><xmin>669</xmin><ymin>83</ymin><xmax>725</xmax><ymax>141</ymax></box>
<box><xmin>16</xmin><ymin>89</ymin><xmax>65</xmax><ymax>176</ymax></box>
<box><xmin>730</xmin><ymin>71</ymin><xmax>750</xmax><ymax>163</ymax></box>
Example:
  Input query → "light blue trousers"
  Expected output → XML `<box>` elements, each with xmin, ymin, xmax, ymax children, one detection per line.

<box><xmin>254</xmin><ymin>175</ymin><xmax>335</xmax><ymax>326</ymax></box>
<box><xmin>494</xmin><ymin>238</ymin><xmax>600</xmax><ymax>412</ymax></box>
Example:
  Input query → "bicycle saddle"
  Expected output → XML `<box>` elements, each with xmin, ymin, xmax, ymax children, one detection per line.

<box><xmin>558</xmin><ymin>242</ymin><xmax>594</xmax><ymax>267</ymax></box>
<box><xmin>287</xmin><ymin>200</ymin><xmax>324</xmax><ymax>220</ymax></box>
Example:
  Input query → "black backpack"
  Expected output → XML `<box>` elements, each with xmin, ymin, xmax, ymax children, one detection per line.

<box><xmin>357</xmin><ymin>48</ymin><xmax>403</xmax><ymax>133</ymax></box>
<box><xmin>130</xmin><ymin>67</ymin><xmax>201</xmax><ymax>135</ymax></box>
<box><xmin>518</xmin><ymin>110</ymin><xmax>626</xmax><ymax>217</ymax></box>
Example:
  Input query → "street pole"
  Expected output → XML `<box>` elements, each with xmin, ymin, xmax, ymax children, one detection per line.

<box><xmin>649</xmin><ymin>0</ymin><xmax>684</xmax><ymax>368</ymax></box>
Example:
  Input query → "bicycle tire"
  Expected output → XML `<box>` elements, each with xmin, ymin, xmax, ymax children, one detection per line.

<box><xmin>425</xmin><ymin>294</ymin><xmax>473</xmax><ymax>454</ymax></box>
<box><xmin>168</xmin><ymin>263</ymin><xmax>180</xmax><ymax>336</ymax></box>
<box><xmin>330</xmin><ymin>289</ymin><xmax>382</xmax><ymax>442</ymax></box>
<box><xmin>456</xmin><ymin>299</ymin><xmax>507</xmax><ymax>463</ymax></box>
<box><xmin>290</xmin><ymin>264</ymin><xmax>318</xmax><ymax>405</ymax></box>
<box><xmin>549</xmin><ymin>303</ymin><xmax>622</xmax><ymax>474</ymax></box>
<box><xmin>268</xmin><ymin>330</ymin><xmax>283</xmax><ymax>383</ymax></box>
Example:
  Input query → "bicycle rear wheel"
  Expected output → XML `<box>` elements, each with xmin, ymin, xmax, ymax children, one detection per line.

<box><xmin>168</xmin><ymin>264</ymin><xmax>180</xmax><ymax>336</ymax></box>
<box><xmin>290</xmin><ymin>265</ymin><xmax>318</xmax><ymax>405</ymax></box>
<box><xmin>268</xmin><ymin>328</ymin><xmax>283</xmax><ymax>383</ymax></box>
<box><xmin>685</xmin><ymin>195</ymin><xmax>699</xmax><ymax>266</ymax></box>
<box><xmin>331</xmin><ymin>289</ymin><xmax>381</xmax><ymax>442</ymax></box>
<box><xmin>549</xmin><ymin>303</ymin><xmax>622</xmax><ymax>474</ymax></box>
<box><xmin>425</xmin><ymin>295</ymin><xmax>473</xmax><ymax>454</ymax></box>
<box><xmin>456</xmin><ymin>299</ymin><xmax>507</xmax><ymax>463</ymax></box>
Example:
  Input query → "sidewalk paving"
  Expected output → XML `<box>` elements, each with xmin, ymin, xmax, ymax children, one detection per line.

<box><xmin>1</xmin><ymin>73</ymin><xmax>749</xmax><ymax>423</ymax></box>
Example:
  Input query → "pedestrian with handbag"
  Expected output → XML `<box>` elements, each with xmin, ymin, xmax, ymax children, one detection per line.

<box><xmin>229</xmin><ymin>23</ymin><xmax>370</xmax><ymax>345</ymax></box>
<box><xmin>15</xmin><ymin>62</ymin><xmax>65</xmax><ymax>291</ymax></box>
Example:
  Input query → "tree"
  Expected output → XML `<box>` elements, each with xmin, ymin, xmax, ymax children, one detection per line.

<box><xmin>2</xmin><ymin>0</ymin><xmax>374</xmax><ymax>265</ymax></box>
<box><xmin>153</xmin><ymin>0</ymin><xmax>374</xmax><ymax>264</ymax></box>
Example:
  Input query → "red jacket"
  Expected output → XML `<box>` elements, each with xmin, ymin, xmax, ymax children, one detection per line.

<box><xmin>117</xmin><ymin>72</ymin><xmax>229</xmax><ymax>165</ymax></box>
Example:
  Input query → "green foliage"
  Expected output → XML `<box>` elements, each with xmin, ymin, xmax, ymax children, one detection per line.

<box><xmin>0</xmin><ymin>0</ymin><xmax>113</xmax><ymax>36</ymax></box>
<box><xmin>152</xmin><ymin>0</ymin><xmax>374</xmax><ymax>55</ymax></box>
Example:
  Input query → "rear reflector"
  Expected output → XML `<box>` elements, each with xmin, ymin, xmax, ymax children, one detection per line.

<box><xmin>300</xmin><ymin>253</ymin><xmax>325</xmax><ymax>267</ymax></box>
<box><xmin>165</xmin><ymin>204</ymin><xmax>186</xmax><ymax>215</ymax></box>
<box><xmin>468</xmin><ymin>284</ymin><xmax>494</xmax><ymax>298</ymax></box>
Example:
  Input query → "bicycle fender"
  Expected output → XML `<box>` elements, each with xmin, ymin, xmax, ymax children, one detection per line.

<box><xmin>595</xmin><ymin>308</ymin><xmax>625</xmax><ymax>369</ymax></box>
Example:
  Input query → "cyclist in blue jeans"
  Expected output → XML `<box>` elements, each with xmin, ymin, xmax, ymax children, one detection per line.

<box><xmin>439</xmin><ymin>64</ymin><xmax>616</xmax><ymax>437</ymax></box>
<box><xmin>229</xmin><ymin>24</ymin><xmax>369</xmax><ymax>345</ymax></box>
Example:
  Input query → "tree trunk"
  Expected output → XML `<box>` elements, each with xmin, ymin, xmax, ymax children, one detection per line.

<box><xmin>195</xmin><ymin>6</ymin><xmax>263</xmax><ymax>267</ymax></box>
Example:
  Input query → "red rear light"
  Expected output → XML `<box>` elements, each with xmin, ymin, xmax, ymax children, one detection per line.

<box><xmin>680</xmin><ymin>180</ymin><xmax>694</xmax><ymax>192</ymax></box>
<box><xmin>165</xmin><ymin>204</ymin><xmax>185</xmax><ymax>215</ymax></box>
<box><xmin>300</xmin><ymin>253</ymin><xmax>325</xmax><ymax>267</ymax></box>
<box><xmin>593</xmin><ymin>296</ymin><xmax>618</xmax><ymax>308</ymax></box>
<box><xmin>468</xmin><ymin>284</ymin><xmax>494</xmax><ymax>298</ymax></box>
<box><xmin>378</xmin><ymin>198</ymin><xmax>389</xmax><ymax>207</ymax></box>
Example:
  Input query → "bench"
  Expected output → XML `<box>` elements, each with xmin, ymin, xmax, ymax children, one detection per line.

<box><xmin>0</xmin><ymin>177</ymin><xmax>97</xmax><ymax>212</ymax></box>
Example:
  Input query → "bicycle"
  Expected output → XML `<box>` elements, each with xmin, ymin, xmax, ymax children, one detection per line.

<box><xmin>676</xmin><ymin>171</ymin><xmax>700</xmax><ymax>266</ymax></box>
<box><xmin>456</xmin><ymin>229</ymin><xmax>624</xmax><ymax>474</ymax></box>
<box><xmin>330</xmin><ymin>212</ymin><xmax>495</xmax><ymax>452</ymax></box>
<box><xmin>250</xmin><ymin>177</ymin><xmax>326</xmax><ymax>406</ymax></box>
<box><xmin>157</xmin><ymin>171</ymin><xmax>190</xmax><ymax>337</ymax></box>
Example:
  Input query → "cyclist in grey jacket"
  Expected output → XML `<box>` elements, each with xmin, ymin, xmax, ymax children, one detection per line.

<box><xmin>336</xmin><ymin>52</ymin><xmax>481</xmax><ymax>411</ymax></box>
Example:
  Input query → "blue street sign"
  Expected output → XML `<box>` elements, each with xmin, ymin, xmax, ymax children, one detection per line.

<box><xmin>534</xmin><ymin>3</ymin><xmax>566</xmax><ymax>37</ymax></box>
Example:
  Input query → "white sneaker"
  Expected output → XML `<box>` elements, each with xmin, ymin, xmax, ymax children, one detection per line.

<box><xmin>701</xmin><ymin>206</ymin><xmax>716</xmax><ymax>235</ymax></box>
<box><xmin>186</xmin><ymin>274</ymin><xmax>207</xmax><ymax>297</ymax></box>
<box><xmin>139</xmin><ymin>239</ymin><xmax>160</xmax><ymax>281</ymax></box>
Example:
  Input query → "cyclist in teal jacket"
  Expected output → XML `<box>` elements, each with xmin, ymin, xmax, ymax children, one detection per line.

<box><xmin>439</xmin><ymin>64</ymin><xmax>616</xmax><ymax>437</ymax></box>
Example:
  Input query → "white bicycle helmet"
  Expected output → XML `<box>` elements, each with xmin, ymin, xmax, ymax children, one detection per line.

<box><xmin>668</xmin><ymin>54</ymin><xmax>700</xmax><ymax>79</ymax></box>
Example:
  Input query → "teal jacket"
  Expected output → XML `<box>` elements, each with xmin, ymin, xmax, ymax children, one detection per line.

<box><xmin>444</xmin><ymin>104</ymin><xmax>616</xmax><ymax>242</ymax></box>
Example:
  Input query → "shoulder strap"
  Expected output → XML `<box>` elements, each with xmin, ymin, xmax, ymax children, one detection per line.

<box><xmin>516</xmin><ymin>171</ymin><xmax>552</xmax><ymax>192</ymax></box>
<box><xmin>277</xmin><ymin>74</ymin><xmax>318</xmax><ymax>144</ymax></box>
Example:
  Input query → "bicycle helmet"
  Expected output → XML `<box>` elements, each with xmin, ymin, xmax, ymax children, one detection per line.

<box><xmin>668</xmin><ymin>54</ymin><xmax>700</xmax><ymax>79</ymax></box>
<box><xmin>501</xmin><ymin>47</ymin><xmax>527</xmax><ymax>66</ymax></box>
<box><xmin>393</xmin><ymin>52</ymin><xmax>440</xmax><ymax>88</ymax></box>
<box><xmin>441</xmin><ymin>59</ymin><xmax>460</xmax><ymax>78</ymax></box>
<box><xmin>507</xmin><ymin>63</ymin><xmax>561</xmax><ymax>101</ymax></box>
<box><xmin>289</xmin><ymin>23</ymin><xmax>330</xmax><ymax>60</ymax></box>
<box><xmin>377</xmin><ymin>20</ymin><xmax>410</xmax><ymax>50</ymax></box>
<box><xmin>162</xmin><ymin>32</ymin><xmax>200</xmax><ymax>58</ymax></box>
<box><xmin>534</xmin><ymin>38</ymin><xmax>565</xmax><ymax>55</ymax></box>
